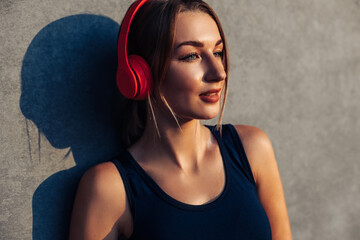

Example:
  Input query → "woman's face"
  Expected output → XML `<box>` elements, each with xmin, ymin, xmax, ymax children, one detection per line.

<box><xmin>161</xmin><ymin>10</ymin><xmax>226</xmax><ymax>121</ymax></box>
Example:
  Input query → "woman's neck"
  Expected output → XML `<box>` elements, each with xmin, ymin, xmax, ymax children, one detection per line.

<box><xmin>129</xmin><ymin>114</ymin><xmax>213</xmax><ymax>173</ymax></box>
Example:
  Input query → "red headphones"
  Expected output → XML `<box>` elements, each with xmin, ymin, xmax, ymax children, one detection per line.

<box><xmin>116</xmin><ymin>0</ymin><xmax>152</xmax><ymax>100</ymax></box>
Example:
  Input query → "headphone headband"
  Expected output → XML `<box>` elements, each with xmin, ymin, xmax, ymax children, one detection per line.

<box><xmin>117</xmin><ymin>0</ymin><xmax>148</xmax><ymax>68</ymax></box>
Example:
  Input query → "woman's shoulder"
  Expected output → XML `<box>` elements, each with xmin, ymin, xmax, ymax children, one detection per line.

<box><xmin>76</xmin><ymin>161</ymin><xmax>127</xmax><ymax>211</ymax></box>
<box><xmin>80</xmin><ymin>161</ymin><xmax>124</xmax><ymax>193</ymax></box>
<box><xmin>70</xmin><ymin>162</ymin><xmax>130</xmax><ymax>237</ymax></box>
<box><xmin>78</xmin><ymin>161</ymin><xmax>129</xmax><ymax>214</ymax></box>
<box><xmin>230</xmin><ymin>124</ymin><xmax>276</xmax><ymax>184</ymax></box>
<box><xmin>231</xmin><ymin>124</ymin><xmax>272</xmax><ymax>147</ymax></box>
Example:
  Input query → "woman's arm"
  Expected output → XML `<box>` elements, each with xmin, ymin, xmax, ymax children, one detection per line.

<box><xmin>69</xmin><ymin>162</ymin><xmax>129</xmax><ymax>240</ymax></box>
<box><xmin>234</xmin><ymin>125</ymin><xmax>292</xmax><ymax>240</ymax></box>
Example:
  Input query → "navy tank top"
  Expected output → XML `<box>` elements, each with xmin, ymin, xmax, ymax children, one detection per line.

<box><xmin>111</xmin><ymin>124</ymin><xmax>272</xmax><ymax>240</ymax></box>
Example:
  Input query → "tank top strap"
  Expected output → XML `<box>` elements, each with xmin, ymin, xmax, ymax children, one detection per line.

<box><xmin>206</xmin><ymin>124</ymin><xmax>256</xmax><ymax>185</ymax></box>
<box><xmin>110</xmin><ymin>154</ymin><xmax>137</xmax><ymax>218</ymax></box>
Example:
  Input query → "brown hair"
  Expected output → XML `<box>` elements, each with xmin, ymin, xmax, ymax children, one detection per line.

<box><xmin>119</xmin><ymin>0</ymin><xmax>229</xmax><ymax>148</ymax></box>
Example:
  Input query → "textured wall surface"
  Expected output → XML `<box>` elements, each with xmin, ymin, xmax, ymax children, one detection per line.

<box><xmin>1</xmin><ymin>0</ymin><xmax>359</xmax><ymax>239</ymax></box>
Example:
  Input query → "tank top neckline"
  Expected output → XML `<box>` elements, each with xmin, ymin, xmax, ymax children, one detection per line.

<box><xmin>123</xmin><ymin>124</ymin><xmax>232</xmax><ymax>211</ymax></box>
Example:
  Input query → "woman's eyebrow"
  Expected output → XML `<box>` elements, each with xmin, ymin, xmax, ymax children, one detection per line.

<box><xmin>175</xmin><ymin>39</ymin><xmax>223</xmax><ymax>50</ymax></box>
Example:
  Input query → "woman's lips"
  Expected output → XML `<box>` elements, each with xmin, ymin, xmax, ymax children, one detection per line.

<box><xmin>199</xmin><ymin>88</ymin><xmax>221</xmax><ymax>103</ymax></box>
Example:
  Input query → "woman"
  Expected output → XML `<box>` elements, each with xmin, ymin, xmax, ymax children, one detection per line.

<box><xmin>69</xmin><ymin>0</ymin><xmax>292</xmax><ymax>239</ymax></box>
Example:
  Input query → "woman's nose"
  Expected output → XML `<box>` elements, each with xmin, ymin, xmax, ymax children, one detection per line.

<box><xmin>203</xmin><ymin>53</ymin><xmax>226</xmax><ymax>82</ymax></box>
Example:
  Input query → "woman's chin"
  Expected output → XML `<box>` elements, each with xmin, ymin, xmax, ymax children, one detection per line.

<box><xmin>175</xmin><ymin>111</ymin><xmax>219</xmax><ymax>122</ymax></box>
<box><xmin>197</xmin><ymin>110</ymin><xmax>220</xmax><ymax>120</ymax></box>
<box><xmin>200</xmin><ymin>115</ymin><xmax>218</xmax><ymax>120</ymax></box>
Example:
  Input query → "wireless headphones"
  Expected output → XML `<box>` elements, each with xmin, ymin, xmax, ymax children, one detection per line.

<box><xmin>116</xmin><ymin>0</ymin><xmax>152</xmax><ymax>100</ymax></box>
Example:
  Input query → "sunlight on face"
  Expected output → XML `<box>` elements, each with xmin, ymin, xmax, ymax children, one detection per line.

<box><xmin>161</xmin><ymin>11</ymin><xmax>226</xmax><ymax>122</ymax></box>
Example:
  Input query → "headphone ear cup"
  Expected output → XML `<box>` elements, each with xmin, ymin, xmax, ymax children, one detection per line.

<box><xmin>128</xmin><ymin>55</ymin><xmax>153</xmax><ymax>100</ymax></box>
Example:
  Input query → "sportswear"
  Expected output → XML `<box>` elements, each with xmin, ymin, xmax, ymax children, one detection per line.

<box><xmin>111</xmin><ymin>124</ymin><xmax>272</xmax><ymax>239</ymax></box>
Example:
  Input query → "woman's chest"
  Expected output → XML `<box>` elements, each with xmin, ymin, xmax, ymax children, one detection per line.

<box><xmin>128</xmin><ymin>181</ymin><xmax>271</xmax><ymax>240</ymax></box>
<box><xmin>140</xmin><ymin>155</ymin><xmax>226</xmax><ymax>205</ymax></box>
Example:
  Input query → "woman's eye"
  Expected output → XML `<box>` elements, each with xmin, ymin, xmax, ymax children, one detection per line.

<box><xmin>179</xmin><ymin>53</ymin><xmax>199</xmax><ymax>62</ymax></box>
<box><xmin>214</xmin><ymin>51</ymin><xmax>224</xmax><ymax>58</ymax></box>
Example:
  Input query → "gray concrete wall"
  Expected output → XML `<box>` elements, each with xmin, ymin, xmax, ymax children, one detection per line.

<box><xmin>1</xmin><ymin>0</ymin><xmax>359</xmax><ymax>239</ymax></box>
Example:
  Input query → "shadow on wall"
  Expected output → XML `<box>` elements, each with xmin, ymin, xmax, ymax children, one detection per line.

<box><xmin>20</xmin><ymin>14</ymin><xmax>125</xmax><ymax>240</ymax></box>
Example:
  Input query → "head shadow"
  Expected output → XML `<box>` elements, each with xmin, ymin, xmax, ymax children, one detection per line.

<box><xmin>20</xmin><ymin>14</ymin><xmax>125</xmax><ymax>239</ymax></box>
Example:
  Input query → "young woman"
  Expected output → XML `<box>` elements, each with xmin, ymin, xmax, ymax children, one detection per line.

<box><xmin>69</xmin><ymin>0</ymin><xmax>292</xmax><ymax>239</ymax></box>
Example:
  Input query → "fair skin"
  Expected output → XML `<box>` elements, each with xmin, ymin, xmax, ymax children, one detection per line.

<box><xmin>69</xmin><ymin>10</ymin><xmax>292</xmax><ymax>240</ymax></box>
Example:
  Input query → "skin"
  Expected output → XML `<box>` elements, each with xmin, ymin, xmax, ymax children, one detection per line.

<box><xmin>69</xmin><ymin>10</ymin><xmax>292</xmax><ymax>240</ymax></box>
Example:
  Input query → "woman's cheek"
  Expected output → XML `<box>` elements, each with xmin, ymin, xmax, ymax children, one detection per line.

<box><xmin>174</xmin><ymin>66</ymin><xmax>203</xmax><ymax>90</ymax></box>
